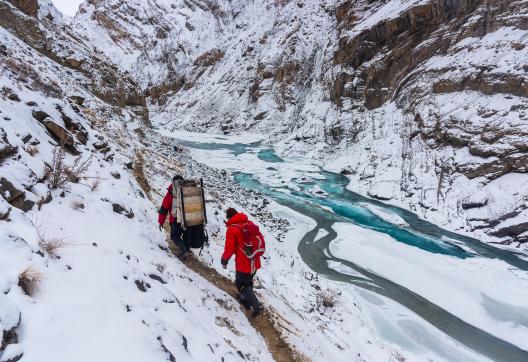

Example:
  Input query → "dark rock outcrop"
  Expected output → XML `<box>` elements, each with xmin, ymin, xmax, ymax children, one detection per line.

<box><xmin>7</xmin><ymin>0</ymin><xmax>38</xmax><ymax>17</ymax></box>
<box><xmin>112</xmin><ymin>203</ymin><xmax>134</xmax><ymax>219</ymax></box>
<box><xmin>193</xmin><ymin>49</ymin><xmax>224</xmax><ymax>67</ymax></box>
<box><xmin>333</xmin><ymin>0</ymin><xmax>484</xmax><ymax>109</ymax></box>
<box><xmin>0</xmin><ymin>177</ymin><xmax>34</xmax><ymax>212</ymax></box>
<box><xmin>0</xmin><ymin>2</ymin><xmax>147</xmax><ymax>118</ymax></box>
<box><xmin>32</xmin><ymin>111</ymin><xmax>79</xmax><ymax>154</ymax></box>
<box><xmin>0</xmin><ymin>301</ymin><xmax>21</xmax><ymax>351</ymax></box>
<box><xmin>0</xmin><ymin>129</ymin><xmax>17</xmax><ymax>164</ymax></box>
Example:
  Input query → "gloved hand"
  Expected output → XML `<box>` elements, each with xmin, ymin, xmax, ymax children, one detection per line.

<box><xmin>158</xmin><ymin>224</ymin><xmax>163</xmax><ymax>231</ymax></box>
<box><xmin>221</xmin><ymin>259</ymin><xmax>228</xmax><ymax>269</ymax></box>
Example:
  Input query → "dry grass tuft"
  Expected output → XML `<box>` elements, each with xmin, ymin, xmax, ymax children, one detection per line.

<box><xmin>36</xmin><ymin>220</ymin><xmax>69</xmax><ymax>258</ymax></box>
<box><xmin>317</xmin><ymin>289</ymin><xmax>339</xmax><ymax>309</ymax></box>
<box><xmin>39</xmin><ymin>237</ymin><xmax>68</xmax><ymax>258</ymax></box>
<box><xmin>18</xmin><ymin>266</ymin><xmax>43</xmax><ymax>297</ymax></box>
<box><xmin>25</xmin><ymin>145</ymin><xmax>38</xmax><ymax>156</ymax></box>
<box><xmin>88</xmin><ymin>177</ymin><xmax>100</xmax><ymax>191</ymax></box>
<box><xmin>70</xmin><ymin>200</ymin><xmax>85</xmax><ymax>210</ymax></box>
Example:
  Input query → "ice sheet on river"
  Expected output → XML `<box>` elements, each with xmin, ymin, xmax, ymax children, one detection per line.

<box><xmin>359</xmin><ymin>202</ymin><xmax>409</xmax><ymax>227</ymax></box>
<box><xmin>329</xmin><ymin>223</ymin><xmax>528</xmax><ymax>350</ymax></box>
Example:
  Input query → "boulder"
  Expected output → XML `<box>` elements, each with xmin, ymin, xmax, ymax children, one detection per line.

<box><xmin>69</xmin><ymin>95</ymin><xmax>85</xmax><ymax>106</ymax></box>
<box><xmin>112</xmin><ymin>203</ymin><xmax>134</xmax><ymax>219</ymax></box>
<box><xmin>0</xmin><ymin>178</ymin><xmax>34</xmax><ymax>212</ymax></box>
<box><xmin>0</xmin><ymin>129</ymin><xmax>17</xmax><ymax>164</ymax></box>
<box><xmin>254</xmin><ymin>111</ymin><xmax>267</xmax><ymax>120</ymax></box>
<box><xmin>61</xmin><ymin>111</ymin><xmax>88</xmax><ymax>145</ymax></box>
<box><xmin>31</xmin><ymin>110</ymin><xmax>49</xmax><ymax>122</ymax></box>
<box><xmin>0</xmin><ymin>344</ymin><xmax>23</xmax><ymax>362</ymax></box>
<box><xmin>32</xmin><ymin>112</ymin><xmax>80</xmax><ymax>154</ymax></box>
<box><xmin>0</xmin><ymin>295</ymin><xmax>21</xmax><ymax>351</ymax></box>
<box><xmin>41</xmin><ymin>118</ymin><xmax>79</xmax><ymax>154</ymax></box>
<box><xmin>1</xmin><ymin>87</ymin><xmax>20</xmax><ymax>102</ymax></box>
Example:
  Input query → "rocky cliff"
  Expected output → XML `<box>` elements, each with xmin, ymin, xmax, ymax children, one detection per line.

<box><xmin>68</xmin><ymin>0</ymin><xmax>528</xmax><ymax>247</ymax></box>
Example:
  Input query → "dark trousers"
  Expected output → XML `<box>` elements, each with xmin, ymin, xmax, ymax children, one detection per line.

<box><xmin>170</xmin><ymin>222</ymin><xmax>188</xmax><ymax>254</ymax></box>
<box><xmin>235</xmin><ymin>272</ymin><xmax>261</xmax><ymax>312</ymax></box>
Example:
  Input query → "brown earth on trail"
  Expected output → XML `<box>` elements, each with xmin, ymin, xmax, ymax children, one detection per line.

<box><xmin>166</xmin><ymin>234</ymin><xmax>305</xmax><ymax>362</ymax></box>
<box><xmin>132</xmin><ymin>151</ymin><xmax>304</xmax><ymax>361</ymax></box>
<box><xmin>132</xmin><ymin>151</ymin><xmax>152</xmax><ymax>195</ymax></box>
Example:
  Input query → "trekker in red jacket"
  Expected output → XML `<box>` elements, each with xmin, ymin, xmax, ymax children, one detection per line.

<box><xmin>221</xmin><ymin>208</ymin><xmax>263</xmax><ymax>317</ymax></box>
<box><xmin>158</xmin><ymin>175</ymin><xmax>188</xmax><ymax>259</ymax></box>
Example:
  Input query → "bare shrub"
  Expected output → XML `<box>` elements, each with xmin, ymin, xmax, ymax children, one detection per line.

<box><xmin>70</xmin><ymin>200</ymin><xmax>85</xmax><ymax>210</ymax></box>
<box><xmin>87</xmin><ymin>177</ymin><xmax>100</xmax><ymax>191</ymax></box>
<box><xmin>45</xmin><ymin>143</ymin><xmax>93</xmax><ymax>190</ymax></box>
<box><xmin>25</xmin><ymin>145</ymin><xmax>38</xmax><ymax>156</ymax></box>
<box><xmin>35</xmin><ymin>220</ymin><xmax>68</xmax><ymax>258</ymax></box>
<box><xmin>317</xmin><ymin>289</ymin><xmax>339</xmax><ymax>309</ymax></box>
<box><xmin>18</xmin><ymin>266</ymin><xmax>43</xmax><ymax>296</ymax></box>
<box><xmin>391</xmin><ymin>351</ymin><xmax>406</xmax><ymax>362</ymax></box>
<box><xmin>155</xmin><ymin>263</ymin><xmax>166</xmax><ymax>274</ymax></box>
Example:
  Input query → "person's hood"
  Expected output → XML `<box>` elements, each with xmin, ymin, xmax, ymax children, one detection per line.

<box><xmin>226</xmin><ymin>212</ymin><xmax>248</xmax><ymax>226</ymax></box>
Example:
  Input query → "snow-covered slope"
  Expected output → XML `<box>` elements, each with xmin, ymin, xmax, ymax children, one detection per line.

<box><xmin>2</xmin><ymin>0</ymin><xmax>528</xmax><ymax>361</ymax></box>
<box><xmin>1</xmin><ymin>2</ymin><xmax>423</xmax><ymax>361</ymax></box>
<box><xmin>70</xmin><ymin>0</ymin><xmax>528</xmax><ymax>249</ymax></box>
<box><xmin>0</xmin><ymin>2</ymin><xmax>272</xmax><ymax>361</ymax></box>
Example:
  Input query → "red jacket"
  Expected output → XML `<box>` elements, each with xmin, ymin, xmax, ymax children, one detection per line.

<box><xmin>158</xmin><ymin>185</ymin><xmax>176</xmax><ymax>225</ymax></box>
<box><xmin>221</xmin><ymin>213</ymin><xmax>262</xmax><ymax>274</ymax></box>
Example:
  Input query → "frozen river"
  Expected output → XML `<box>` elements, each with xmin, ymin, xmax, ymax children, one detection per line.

<box><xmin>166</xmin><ymin>130</ymin><xmax>528</xmax><ymax>362</ymax></box>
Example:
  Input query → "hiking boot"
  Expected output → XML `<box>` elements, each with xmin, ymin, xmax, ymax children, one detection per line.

<box><xmin>177</xmin><ymin>251</ymin><xmax>188</xmax><ymax>261</ymax></box>
<box><xmin>251</xmin><ymin>306</ymin><xmax>262</xmax><ymax>318</ymax></box>
<box><xmin>237</xmin><ymin>295</ymin><xmax>251</xmax><ymax>310</ymax></box>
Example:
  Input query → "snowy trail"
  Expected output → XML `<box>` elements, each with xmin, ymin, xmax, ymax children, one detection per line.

<box><xmin>133</xmin><ymin>151</ymin><xmax>301</xmax><ymax>362</ymax></box>
<box><xmin>166</xmin><ymin>130</ymin><xmax>528</xmax><ymax>362</ymax></box>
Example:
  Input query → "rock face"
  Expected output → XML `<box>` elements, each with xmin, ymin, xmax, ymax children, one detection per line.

<box><xmin>332</xmin><ymin>0</ymin><xmax>483</xmax><ymax>108</ymax></box>
<box><xmin>68</xmin><ymin>0</ymin><xmax>528</xmax><ymax>245</ymax></box>
<box><xmin>7</xmin><ymin>0</ymin><xmax>38</xmax><ymax>17</ymax></box>
<box><xmin>0</xmin><ymin>0</ymin><xmax>147</xmax><ymax>119</ymax></box>
<box><xmin>0</xmin><ymin>129</ymin><xmax>17</xmax><ymax>164</ymax></box>
<box><xmin>1</xmin><ymin>0</ymin><xmax>526</xmax><ymax>245</ymax></box>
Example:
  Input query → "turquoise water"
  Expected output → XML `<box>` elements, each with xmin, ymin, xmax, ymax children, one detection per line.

<box><xmin>257</xmin><ymin>149</ymin><xmax>284</xmax><ymax>163</ymax></box>
<box><xmin>236</xmin><ymin>172</ymin><xmax>471</xmax><ymax>257</ymax></box>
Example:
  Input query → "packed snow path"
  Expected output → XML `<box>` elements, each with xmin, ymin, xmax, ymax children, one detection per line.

<box><xmin>134</xmin><ymin>154</ymin><xmax>301</xmax><ymax>362</ymax></box>
<box><xmin>166</xmin><ymin>131</ymin><xmax>528</xmax><ymax>362</ymax></box>
<box><xmin>166</xmin><ymin>250</ymin><xmax>300</xmax><ymax>362</ymax></box>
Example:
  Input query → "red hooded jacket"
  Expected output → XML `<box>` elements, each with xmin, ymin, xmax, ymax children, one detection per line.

<box><xmin>221</xmin><ymin>213</ymin><xmax>262</xmax><ymax>274</ymax></box>
<box><xmin>158</xmin><ymin>184</ymin><xmax>176</xmax><ymax>225</ymax></box>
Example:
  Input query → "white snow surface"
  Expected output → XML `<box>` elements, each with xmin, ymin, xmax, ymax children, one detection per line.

<box><xmin>0</xmin><ymin>19</ymin><xmax>272</xmax><ymax>362</ymax></box>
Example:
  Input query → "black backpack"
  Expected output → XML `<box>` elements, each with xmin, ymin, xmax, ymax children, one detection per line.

<box><xmin>182</xmin><ymin>224</ymin><xmax>209</xmax><ymax>249</ymax></box>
